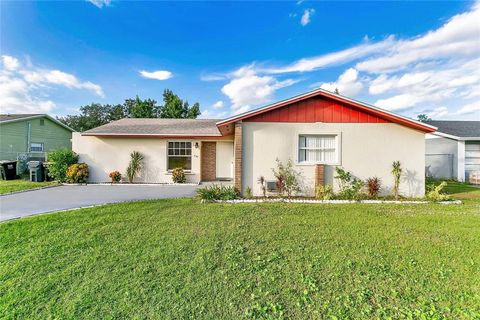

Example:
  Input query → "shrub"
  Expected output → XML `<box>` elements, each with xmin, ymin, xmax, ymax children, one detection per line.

<box><xmin>257</xmin><ymin>176</ymin><xmax>267</xmax><ymax>198</ymax></box>
<box><xmin>366</xmin><ymin>177</ymin><xmax>381</xmax><ymax>198</ymax></box>
<box><xmin>335</xmin><ymin>167</ymin><xmax>365</xmax><ymax>200</ymax></box>
<box><xmin>126</xmin><ymin>151</ymin><xmax>144</xmax><ymax>183</ymax></box>
<box><xmin>66</xmin><ymin>163</ymin><xmax>89</xmax><ymax>183</ymax></box>
<box><xmin>196</xmin><ymin>185</ymin><xmax>240</xmax><ymax>202</ymax></box>
<box><xmin>392</xmin><ymin>161</ymin><xmax>402</xmax><ymax>199</ymax></box>
<box><xmin>272</xmin><ymin>159</ymin><xmax>301</xmax><ymax>197</ymax></box>
<box><xmin>245</xmin><ymin>186</ymin><xmax>253</xmax><ymax>199</ymax></box>
<box><xmin>171</xmin><ymin>167</ymin><xmax>187</xmax><ymax>183</ymax></box>
<box><xmin>47</xmin><ymin>149</ymin><xmax>79</xmax><ymax>182</ymax></box>
<box><xmin>109</xmin><ymin>170</ymin><xmax>121</xmax><ymax>183</ymax></box>
<box><xmin>315</xmin><ymin>184</ymin><xmax>333</xmax><ymax>200</ymax></box>
<box><xmin>426</xmin><ymin>181</ymin><xmax>451</xmax><ymax>202</ymax></box>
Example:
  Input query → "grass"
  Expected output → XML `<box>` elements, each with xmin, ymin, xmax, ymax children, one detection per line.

<box><xmin>1</xmin><ymin>188</ymin><xmax>479</xmax><ymax>319</ymax></box>
<box><xmin>427</xmin><ymin>178</ymin><xmax>480</xmax><ymax>200</ymax></box>
<box><xmin>0</xmin><ymin>179</ymin><xmax>58</xmax><ymax>195</ymax></box>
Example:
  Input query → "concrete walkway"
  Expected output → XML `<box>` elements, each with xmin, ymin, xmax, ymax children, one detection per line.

<box><xmin>0</xmin><ymin>184</ymin><xmax>198</xmax><ymax>222</ymax></box>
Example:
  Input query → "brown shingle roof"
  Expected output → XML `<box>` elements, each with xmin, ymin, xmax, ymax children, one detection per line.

<box><xmin>82</xmin><ymin>118</ymin><xmax>222</xmax><ymax>136</ymax></box>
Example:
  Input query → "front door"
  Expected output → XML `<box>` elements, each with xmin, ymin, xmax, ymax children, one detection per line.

<box><xmin>201</xmin><ymin>142</ymin><xmax>217</xmax><ymax>181</ymax></box>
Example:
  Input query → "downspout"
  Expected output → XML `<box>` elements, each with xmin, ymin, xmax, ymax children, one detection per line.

<box><xmin>26</xmin><ymin>122</ymin><xmax>31</xmax><ymax>152</ymax></box>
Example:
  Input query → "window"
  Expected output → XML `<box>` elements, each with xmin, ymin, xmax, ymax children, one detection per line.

<box><xmin>40</xmin><ymin>119</ymin><xmax>45</xmax><ymax>126</ymax></box>
<box><xmin>298</xmin><ymin>135</ymin><xmax>338</xmax><ymax>164</ymax></box>
<box><xmin>30</xmin><ymin>142</ymin><xmax>44</xmax><ymax>152</ymax></box>
<box><xmin>168</xmin><ymin>141</ymin><xmax>192</xmax><ymax>170</ymax></box>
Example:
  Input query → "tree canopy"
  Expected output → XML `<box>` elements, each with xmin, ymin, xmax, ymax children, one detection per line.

<box><xmin>417</xmin><ymin>114</ymin><xmax>432</xmax><ymax>122</ymax></box>
<box><xmin>58</xmin><ymin>90</ymin><xmax>201</xmax><ymax>132</ymax></box>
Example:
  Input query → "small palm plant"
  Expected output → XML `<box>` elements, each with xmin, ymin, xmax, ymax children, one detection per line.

<box><xmin>126</xmin><ymin>151</ymin><xmax>144</xmax><ymax>183</ymax></box>
<box><xmin>391</xmin><ymin>161</ymin><xmax>402</xmax><ymax>199</ymax></box>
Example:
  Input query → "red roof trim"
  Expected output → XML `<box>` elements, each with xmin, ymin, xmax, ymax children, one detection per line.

<box><xmin>217</xmin><ymin>89</ymin><xmax>436</xmax><ymax>133</ymax></box>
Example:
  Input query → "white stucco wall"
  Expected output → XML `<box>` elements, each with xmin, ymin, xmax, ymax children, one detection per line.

<box><xmin>242</xmin><ymin>122</ymin><xmax>426</xmax><ymax>197</ymax></box>
<box><xmin>72</xmin><ymin>133</ymin><xmax>233</xmax><ymax>183</ymax></box>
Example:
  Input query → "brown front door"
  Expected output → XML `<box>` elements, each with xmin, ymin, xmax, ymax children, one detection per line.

<box><xmin>201</xmin><ymin>142</ymin><xmax>216</xmax><ymax>181</ymax></box>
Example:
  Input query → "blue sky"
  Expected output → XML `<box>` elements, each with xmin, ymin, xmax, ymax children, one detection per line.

<box><xmin>1</xmin><ymin>1</ymin><xmax>479</xmax><ymax>120</ymax></box>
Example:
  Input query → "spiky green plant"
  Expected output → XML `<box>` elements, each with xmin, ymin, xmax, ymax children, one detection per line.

<box><xmin>126</xmin><ymin>151</ymin><xmax>144</xmax><ymax>183</ymax></box>
<box><xmin>391</xmin><ymin>161</ymin><xmax>402</xmax><ymax>199</ymax></box>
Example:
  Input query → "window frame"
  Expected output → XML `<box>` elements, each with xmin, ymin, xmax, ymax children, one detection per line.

<box><xmin>30</xmin><ymin>142</ymin><xmax>44</xmax><ymax>153</ymax></box>
<box><xmin>296</xmin><ymin>133</ymin><xmax>341</xmax><ymax>165</ymax></box>
<box><xmin>166</xmin><ymin>141</ymin><xmax>193</xmax><ymax>172</ymax></box>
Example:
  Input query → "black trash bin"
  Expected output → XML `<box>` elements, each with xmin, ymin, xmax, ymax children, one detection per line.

<box><xmin>0</xmin><ymin>161</ymin><xmax>17</xmax><ymax>180</ymax></box>
<box><xmin>42</xmin><ymin>162</ymin><xmax>52</xmax><ymax>181</ymax></box>
<box><xmin>28</xmin><ymin>161</ymin><xmax>44</xmax><ymax>182</ymax></box>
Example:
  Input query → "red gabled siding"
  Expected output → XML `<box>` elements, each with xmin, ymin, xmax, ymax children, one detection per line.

<box><xmin>244</xmin><ymin>96</ymin><xmax>389</xmax><ymax>123</ymax></box>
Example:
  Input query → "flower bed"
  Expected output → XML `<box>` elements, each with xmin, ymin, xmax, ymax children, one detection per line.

<box><xmin>214</xmin><ymin>198</ymin><xmax>462</xmax><ymax>205</ymax></box>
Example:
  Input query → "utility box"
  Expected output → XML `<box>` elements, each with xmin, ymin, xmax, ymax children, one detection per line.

<box><xmin>28</xmin><ymin>161</ymin><xmax>44</xmax><ymax>182</ymax></box>
<box><xmin>0</xmin><ymin>161</ymin><xmax>17</xmax><ymax>180</ymax></box>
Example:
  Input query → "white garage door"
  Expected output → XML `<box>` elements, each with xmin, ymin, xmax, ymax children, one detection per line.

<box><xmin>465</xmin><ymin>143</ymin><xmax>480</xmax><ymax>181</ymax></box>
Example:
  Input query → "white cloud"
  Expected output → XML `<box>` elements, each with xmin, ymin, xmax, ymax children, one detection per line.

<box><xmin>356</xmin><ymin>2</ymin><xmax>480</xmax><ymax>73</ymax></box>
<box><xmin>198</xmin><ymin>109</ymin><xmax>227</xmax><ymax>119</ymax></box>
<box><xmin>208</xmin><ymin>2</ymin><xmax>480</xmax><ymax>118</ymax></box>
<box><xmin>1</xmin><ymin>56</ymin><xmax>19</xmax><ymax>71</ymax></box>
<box><xmin>0</xmin><ymin>55</ymin><xmax>104</xmax><ymax>114</ymax></box>
<box><xmin>212</xmin><ymin>100</ymin><xmax>224</xmax><ymax>109</ymax></box>
<box><xmin>262</xmin><ymin>36</ymin><xmax>395</xmax><ymax>74</ymax></box>
<box><xmin>318</xmin><ymin>68</ymin><xmax>363</xmax><ymax>97</ymax></box>
<box><xmin>456</xmin><ymin>102</ymin><xmax>480</xmax><ymax>115</ymax></box>
<box><xmin>139</xmin><ymin>70</ymin><xmax>173</xmax><ymax>81</ymax></box>
<box><xmin>86</xmin><ymin>0</ymin><xmax>111</xmax><ymax>8</ymax></box>
<box><xmin>424</xmin><ymin>106</ymin><xmax>449</xmax><ymax>119</ymax></box>
<box><xmin>300</xmin><ymin>8</ymin><xmax>315</xmax><ymax>26</ymax></box>
<box><xmin>21</xmin><ymin>69</ymin><xmax>104</xmax><ymax>97</ymax></box>
<box><xmin>200</xmin><ymin>74</ymin><xmax>227</xmax><ymax>81</ymax></box>
<box><xmin>375</xmin><ymin>94</ymin><xmax>421</xmax><ymax>112</ymax></box>
<box><xmin>221</xmin><ymin>65</ymin><xmax>298</xmax><ymax>112</ymax></box>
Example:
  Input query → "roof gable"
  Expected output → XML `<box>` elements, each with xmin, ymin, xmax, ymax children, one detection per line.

<box><xmin>0</xmin><ymin>114</ymin><xmax>75</xmax><ymax>132</ymax></box>
<box><xmin>217</xmin><ymin>88</ymin><xmax>436</xmax><ymax>133</ymax></box>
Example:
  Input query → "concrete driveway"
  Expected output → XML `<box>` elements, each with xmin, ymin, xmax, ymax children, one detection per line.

<box><xmin>0</xmin><ymin>184</ymin><xmax>198</xmax><ymax>222</ymax></box>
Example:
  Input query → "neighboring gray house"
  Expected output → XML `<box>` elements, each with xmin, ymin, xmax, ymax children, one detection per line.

<box><xmin>425</xmin><ymin>121</ymin><xmax>480</xmax><ymax>183</ymax></box>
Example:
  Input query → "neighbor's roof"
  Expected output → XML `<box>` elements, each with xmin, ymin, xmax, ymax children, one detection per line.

<box><xmin>216</xmin><ymin>88</ymin><xmax>437</xmax><ymax>133</ymax></box>
<box><xmin>426</xmin><ymin>120</ymin><xmax>480</xmax><ymax>140</ymax></box>
<box><xmin>82</xmin><ymin>118</ymin><xmax>222</xmax><ymax>137</ymax></box>
<box><xmin>0</xmin><ymin>114</ymin><xmax>43</xmax><ymax>122</ymax></box>
<box><xmin>0</xmin><ymin>114</ymin><xmax>75</xmax><ymax>132</ymax></box>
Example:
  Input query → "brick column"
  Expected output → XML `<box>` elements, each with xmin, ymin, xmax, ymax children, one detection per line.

<box><xmin>234</xmin><ymin>122</ymin><xmax>243</xmax><ymax>193</ymax></box>
<box><xmin>315</xmin><ymin>164</ymin><xmax>324</xmax><ymax>188</ymax></box>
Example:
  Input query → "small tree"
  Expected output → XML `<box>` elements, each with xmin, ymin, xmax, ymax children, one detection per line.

<box><xmin>391</xmin><ymin>161</ymin><xmax>402</xmax><ymax>199</ymax></box>
<box><xmin>334</xmin><ymin>167</ymin><xmax>365</xmax><ymax>200</ymax></box>
<box><xmin>47</xmin><ymin>149</ymin><xmax>79</xmax><ymax>182</ymax></box>
<box><xmin>126</xmin><ymin>151</ymin><xmax>144</xmax><ymax>183</ymax></box>
<box><xmin>417</xmin><ymin>114</ymin><xmax>432</xmax><ymax>122</ymax></box>
<box><xmin>272</xmin><ymin>159</ymin><xmax>301</xmax><ymax>198</ymax></box>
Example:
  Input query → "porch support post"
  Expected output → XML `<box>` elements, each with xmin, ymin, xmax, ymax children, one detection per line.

<box><xmin>234</xmin><ymin>122</ymin><xmax>243</xmax><ymax>193</ymax></box>
<box><xmin>457</xmin><ymin>140</ymin><xmax>465</xmax><ymax>182</ymax></box>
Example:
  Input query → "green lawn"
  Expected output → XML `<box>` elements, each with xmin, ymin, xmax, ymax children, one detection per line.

<box><xmin>0</xmin><ymin>179</ymin><xmax>58</xmax><ymax>195</ymax></box>
<box><xmin>428</xmin><ymin>179</ymin><xmax>480</xmax><ymax>200</ymax></box>
<box><xmin>1</xmin><ymin>194</ymin><xmax>480</xmax><ymax>318</ymax></box>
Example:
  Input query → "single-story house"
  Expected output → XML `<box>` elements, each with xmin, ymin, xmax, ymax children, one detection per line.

<box><xmin>0</xmin><ymin>114</ymin><xmax>74</xmax><ymax>161</ymax></box>
<box><xmin>73</xmin><ymin>88</ymin><xmax>436</xmax><ymax>197</ymax></box>
<box><xmin>425</xmin><ymin>120</ymin><xmax>480</xmax><ymax>183</ymax></box>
